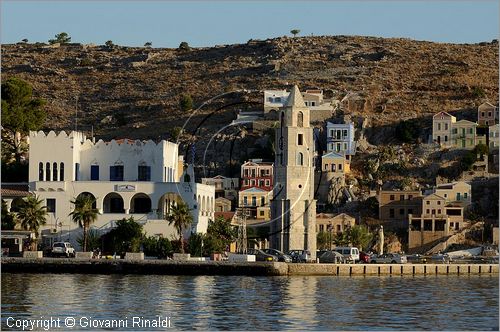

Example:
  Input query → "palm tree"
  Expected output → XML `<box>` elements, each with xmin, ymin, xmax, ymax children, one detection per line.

<box><xmin>347</xmin><ymin>225</ymin><xmax>374</xmax><ymax>251</ymax></box>
<box><xmin>333</xmin><ymin>231</ymin><xmax>350</xmax><ymax>247</ymax></box>
<box><xmin>17</xmin><ymin>195</ymin><xmax>47</xmax><ymax>250</ymax></box>
<box><xmin>69</xmin><ymin>195</ymin><xmax>98</xmax><ymax>252</ymax></box>
<box><xmin>166</xmin><ymin>201</ymin><xmax>193</xmax><ymax>254</ymax></box>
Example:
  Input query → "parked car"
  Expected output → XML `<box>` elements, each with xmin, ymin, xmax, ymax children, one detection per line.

<box><xmin>51</xmin><ymin>242</ymin><xmax>75</xmax><ymax>258</ymax></box>
<box><xmin>407</xmin><ymin>254</ymin><xmax>425</xmax><ymax>263</ymax></box>
<box><xmin>359</xmin><ymin>251</ymin><xmax>371</xmax><ymax>263</ymax></box>
<box><xmin>430</xmin><ymin>253</ymin><xmax>452</xmax><ymax>264</ymax></box>
<box><xmin>262</xmin><ymin>249</ymin><xmax>292</xmax><ymax>262</ymax></box>
<box><xmin>247</xmin><ymin>248</ymin><xmax>277</xmax><ymax>262</ymax></box>
<box><xmin>370</xmin><ymin>253</ymin><xmax>407</xmax><ymax>264</ymax></box>
<box><xmin>286</xmin><ymin>250</ymin><xmax>311</xmax><ymax>263</ymax></box>
<box><xmin>333</xmin><ymin>247</ymin><xmax>360</xmax><ymax>263</ymax></box>
<box><xmin>318</xmin><ymin>250</ymin><xmax>345</xmax><ymax>263</ymax></box>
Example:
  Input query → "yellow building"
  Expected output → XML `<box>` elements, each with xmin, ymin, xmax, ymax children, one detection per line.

<box><xmin>433</xmin><ymin>181</ymin><xmax>471</xmax><ymax>208</ymax></box>
<box><xmin>408</xmin><ymin>193</ymin><xmax>466</xmax><ymax>250</ymax></box>
<box><xmin>321</xmin><ymin>151</ymin><xmax>350</xmax><ymax>174</ymax></box>
<box><xmin>451</xmin><ymin>120</ymin><xmax>478</xmax><ymax>149</ymax></box>
<box><xmin>238</xmin><ymin>187</ymin><xmax>271</xmax><ymax>220</ymax></box>
<box><xmin>316</xmin><ymin>213</ymin><xmax>355</xmax><ymax>234</ymax></box>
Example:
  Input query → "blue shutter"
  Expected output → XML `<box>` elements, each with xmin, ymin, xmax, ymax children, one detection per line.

<box><xmin>91</xmin><ymin>165</ymin><xmax>99</xmax><ymax>180</ymax></box>
<box><xmin>110</xmin><ymin>166</ymin><xmax>115</xmax><ymax>181</ymax></box>
<box><xmin>75</xmin><ymin>163</ymin><xmax>80</xmax><ymax>181</ymax></box>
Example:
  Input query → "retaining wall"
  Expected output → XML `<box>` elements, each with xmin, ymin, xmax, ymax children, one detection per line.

<box><xmin>287</xmin><ymin>263</ymin><xmax>499</xmax><ymax>276</ymax></box>
<box><xmin>1</xmin><ymin>258</ymin><xmax>498</xmax><ymax>276</ymax></box>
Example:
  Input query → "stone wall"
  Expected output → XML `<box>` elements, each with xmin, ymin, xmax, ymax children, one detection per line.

<box><xmin>2</xmin><ymin>258</ymin><xmax>497</xmax><ymax>276</ymax></box>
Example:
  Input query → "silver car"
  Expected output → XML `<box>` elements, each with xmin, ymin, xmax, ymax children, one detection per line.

<box><xmin>370</xmin><ymin>253</ymin><xmax>407</xmax><ymax>264</ymax></box>
<box><xmin>52</xmin><ymin>242</ymin><xmax>75</xmax><ymax>258</ymax></box>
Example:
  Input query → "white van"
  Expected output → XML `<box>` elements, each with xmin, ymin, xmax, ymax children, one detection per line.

<box><xmin>333</xmin><ymin>247</ymin><xmax>360</xmax><ymax>263</ymax></box>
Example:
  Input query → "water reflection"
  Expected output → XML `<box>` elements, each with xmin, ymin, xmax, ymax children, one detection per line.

<box><xmin>282</xmin><ymin>276</ymin><xmax>319</xmax><ymax>329</ymax></box>
<box><xmin>1</xmin><ymin>274</ymin><xmax>498</xmax><ymax>330</ymax></box>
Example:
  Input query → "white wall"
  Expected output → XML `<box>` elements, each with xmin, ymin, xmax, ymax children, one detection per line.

<box><xmin>29</xmin><ymin>131</ymin><xmax>214</xmax><ymax>250</ymax></box>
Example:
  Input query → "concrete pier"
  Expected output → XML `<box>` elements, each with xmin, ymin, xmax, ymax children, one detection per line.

<box><xmin>287</xmin><ymin>263</ymin><xmax>499</xmax><ymax>276</ymax></box>
<box><xmin>1</xmin><ymin>258</ymin><xmax>498</xmax><ymax>276</ymax></box>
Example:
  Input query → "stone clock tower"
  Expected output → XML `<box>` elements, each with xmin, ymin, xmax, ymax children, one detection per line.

<box><xmin>270</xmin><ymin>85</ymin><xmax>317</xmax><ymax>260</ymax></box>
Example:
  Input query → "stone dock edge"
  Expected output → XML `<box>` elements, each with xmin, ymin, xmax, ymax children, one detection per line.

<box><xmin>2</xmin><ymin>258</ymin><xmax>499</xmax><ymax>276</ymax></box>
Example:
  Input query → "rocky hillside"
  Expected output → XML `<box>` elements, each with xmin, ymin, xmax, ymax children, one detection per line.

<box><xmin>2</xmin><ymin>35</ymin><xmax>498</xmax><ymax>143</ymax></box>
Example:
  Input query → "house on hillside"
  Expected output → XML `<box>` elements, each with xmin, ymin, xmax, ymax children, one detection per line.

<box><xmin>215</xmin><ymin>197</ymin><xmax>232</xmax><ymax>212</ymax></box>
<box><xmin>315</xmin><ymin>151</ymin><xmax>347</xmax><ymax>207</ymax></box>
<box><xmin>432</xmin><ymin>181</ymin><xmax>471</xmax><ymax>208</ymax></box>
<box><xmin>451</xmin><ymin>120</ymin><xmax>479</xmax><ymax>149</ymax></box>
<box><xmin>325</xmin><ymin>122</ymin><xmax>356</xmax><ymax>159</ymax></box>
<box><xmin>316</xmin><ymin>213</ymin><xmax>356</xmax><ymax>234</ymax></box>
<box><xmin>433</xmin><ymin>111</ymin><xmax>485</xmax><ymax>149</ymax></box>
<box><xmin>432</xmin><ymin>111</ymin><xmax>456</xmax><ymax>148</ymax></box>
<box><xmin>201</xmin><ymin>175</ymin><xmax>239</xmax><ymax>201</ymax></box>
<box><xmin>408</xmin><ymin>193</ymin><xmax>466</xmax><ymax>250</ymax></box>
<box><xmin>478</xmin><ymin>102</ymin><xmax>498</xmax><ymax>126</ymax></box>
<box><xmin>238</xmin><ymin>159</ymin><xmax>273</xmax><ymax>220</ymax></box>
<box><xmin>263</xmin><ymin>89</ymin><xmax>334</xmax><ymax>122</ymax></box>
<box><xmin>378</xmin><ymin>190</ymin><xmax>423</xmax><ymax>227</ymax></box>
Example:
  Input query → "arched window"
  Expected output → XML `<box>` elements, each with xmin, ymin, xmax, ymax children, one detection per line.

<box><xmin>53</xmin><ymin>162</ymin><xmax>58</xmax><ymax>181</ymax></box>
<box><xmin>46</xmin><ymin>162</ymin><xmax>51</xmax><ymax>181</ymax></box>
<box><xmin>38</xmin><ymin>162</ymin><xmax>44</xmax><ymax>181</ymax></box>
<box><xmin>297</xmin><ymin>152</ymin><xmax>304</xmax><ymax>166</ymax></box>
<box><xmin>281</xmin><ymin>112</ymin><xmax>285</xmax><ymax>128</ymax></box>
<box><xmin>297</xmin><ymin>111</ymin><xmax>304</xmax><ymax>127</ymax></box>
<box><xmin>184</xmin><ymin>174</ymin><xmax>190</xmax><ymax>182</ymax></box>
<box><xmin>60</xmin><ymin>162</ymin><xmax>65</xmax><ymax>181</ymax></box>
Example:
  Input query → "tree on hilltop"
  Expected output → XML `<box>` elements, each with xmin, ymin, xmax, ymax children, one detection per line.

<box><xmin>48</xmin><ymin>32</ymin><xmax>71</xmax><ymax>45</ymax></box>
<box><xmin>290</xmin><ymin>29</ymin><xmax>300</xmax><ymax>37</ymax></box>
<box><xmin>179</xmin><ymin>41</ymin><xmax>190</xmax><ymax>51</ymax></box>
<box><xmin>144</xmin><ymin>41</ymin><xmax>152</xmax><ymax>48</ymax></box>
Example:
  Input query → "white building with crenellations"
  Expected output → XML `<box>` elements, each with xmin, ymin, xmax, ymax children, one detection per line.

<box><xmin>28</xmin><ymin>130</ymin><xmax>215</xmax><ymax>249</ymax></box>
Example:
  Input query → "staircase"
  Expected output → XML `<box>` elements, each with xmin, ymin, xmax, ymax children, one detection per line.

<box><xmin>424</xmin><ymin>222</ymin><xmax>484</xmax><ymax>255</ymax></box>
<box><xmin>407</xmin><ymin>236</ymin><xmax>451</xmax><ymax>255</ymax></box>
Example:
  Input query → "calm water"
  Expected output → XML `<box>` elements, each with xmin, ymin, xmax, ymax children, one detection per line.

<box><xmin>1</xmin><ymin>273</ymin><xmax>498</xmax><ymax>331</ymax></box>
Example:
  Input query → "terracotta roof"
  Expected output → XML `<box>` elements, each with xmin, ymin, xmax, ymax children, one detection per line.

<box><xmin>1</xmin><ymin>183</ymin><xmax>29</xmax><ymax>197</ymax></box>
<box><xmin>105</xmin><ymin>138</ymin><xmax>138</xmax><ymax>145</ymax></box>
<box><xmin>214</xmin><ymin>211</ymin><xmax>235</xmax><ymax>222</ymax></box>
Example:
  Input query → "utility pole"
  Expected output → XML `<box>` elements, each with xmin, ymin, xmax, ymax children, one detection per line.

<box><xmin>75</xmin><ymin>95</ymin><xmax>79</xmax><ymax>132</ymax></box>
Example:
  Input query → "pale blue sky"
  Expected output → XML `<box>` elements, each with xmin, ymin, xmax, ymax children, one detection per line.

<box><xmin>1</xmin><ymin>1</ymin><xmax>498</xmax><ymax>47</ymax></box>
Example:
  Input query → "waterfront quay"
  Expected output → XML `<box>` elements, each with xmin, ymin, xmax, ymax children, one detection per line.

<box><xmin>2</xmin><ymin>258</ymin><xmax>498</xmax><ymax>276</ymax></box>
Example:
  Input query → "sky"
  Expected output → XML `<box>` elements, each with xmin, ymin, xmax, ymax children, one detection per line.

<box><xmin>1</xmin><ymin>1</ymin><xmax>499</xmax><ymax>47</ymax></box>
